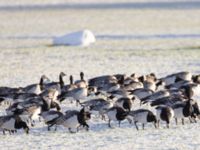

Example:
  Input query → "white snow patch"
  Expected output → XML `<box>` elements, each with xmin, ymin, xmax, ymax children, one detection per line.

<box><xmin>53</xmin><ymin>30</ymin><xmax>96</xmax><ymax>47</ymax></box>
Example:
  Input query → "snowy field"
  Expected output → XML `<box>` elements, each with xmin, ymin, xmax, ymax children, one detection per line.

<box><xmin>0</xmin><ymin>1</ymin><xmax>200</xmax><ymax>150</ymax></box>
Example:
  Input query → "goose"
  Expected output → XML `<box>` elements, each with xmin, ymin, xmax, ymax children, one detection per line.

<box><xmin>88</xmin><ymin>75</ymin><xmax>117</xmax><ymax>87</ymax></box>
<box><xmin>129</xmin><ymin>88</ymin><xmax>154</xmax><ymax>100</ymax></box>
<box><xmin>156</xmin><ymin>105</ymin><xmax>174</xmax><ymax>128</ymax></box>
<box><xmin>141</xmin><ymin>90</ymin><xmax>170</xmax><ymax>104</ymax></box>
<box><xmin>0</xmin><ymin>92</ymin><xmax>39</xmax><ymax>105</ymax></box>
<box><xmin>114</xmin><ymin>96</ymin><xmax>135</xmax><ymax>111</ymax></box>
<box><xmin>106</xmin><ymin>106</ymin><xmax>129</xmax><ymax>128</ymax></box>
<box><xmin>160</xmin><ymin>71</ymin><xmax>192</xmax><ymax>86</ymax></box>
<box><xmin>127</xmin><ymin>109</ymin><xmax>157</xmax><ymax>130</ymax></box>
<box><xmin>123</xmin><ymin>81</ymin><xmax>143</xmax><ymax>91</ymax></box>
<box><xmin>47</xmin><ymin>107</ymin><xmax>91</xmax><ymax>133</ymax></box>
<box><xmin>107</xmin><ymin>89</ymin><xmax>130</xmax><ymax>98</ymax></box>
<box><xmin>39</xmin><ymin>110</ymin><xmax>63</xmax><ymax>131</ymax></box>
<box><xmin>80</xmin><ymin>97</ymin><xmax>114</xmax><ymax>120</ymax></box>
<box><xmin>58</xmin><ymin>86</ymin><xmax>88</xmax><ymax>104</ymax></box>
<box><xmin>181</xmin><ymin>83</ymin><xmax>200</xmax><ymax>99</ymax></box>
<box><xmin>62</xmin><ymin>75</ymin><xmax>78</xmax><ymax>92</ymax></box>
<box><xmin>0</xmin><ymin>115</ymin><xmax>29</xmax><ymax>134</ymax></box>
<box><xmin>6</xmin><ymin>96</ymin><xmax>61</xmax><ymax>126</ymax></box>
<box><xmin>150</xmin><ymin>95</ymin><xmax>185</xmax><ymax>107</ymax></box>
<box><xmin>0</xmin><ymin>87</ymin><xmax>23</xmax><ymax>95</ymax></box>
<box><xmin>172</xmin><ymin>99</ymin><xmax>200</xmax><ymax>125</ymax></box>
<box><xmin>23</xmin><ymin>75</ymin><xmax>50</xmax><ymax>94</ymax></box>
<box><xmin>44</xmin><ymin>72</ymin><xmax>66</xmax><ymax>92</ymax></box>
<box><xmin>75</xmin><ymin>72</ymin><xmax>88</xmax><ymax>88</ymax></box>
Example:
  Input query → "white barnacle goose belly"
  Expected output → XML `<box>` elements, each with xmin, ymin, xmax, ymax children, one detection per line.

<box><xmin>63</xmin><ymin>115</ymin><xmax>79</xmax><ymax>128</ymax></box>
<box><xmin>1</xmin><ymin>118</ymin><xmax>15</xmax><ymax>130</ymax></box>
<box><xmin>107</xmin><ymin>109</ymin><xmax>117</xmax><ymax>121</ymax></box>
<box><xmin>134</xmin><ymin>111</ymin><xmax>149</xmax><ymax>123</ymax></box>
<box><xmin>173</xmin><ymin>107</ymin><xmax>184</xmax><ymax>118</ymax></box>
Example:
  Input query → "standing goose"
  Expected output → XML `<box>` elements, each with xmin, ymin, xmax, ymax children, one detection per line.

<box><xmin>75</xmin><ymin>72</ymin><xmax>88</xmax><ymax>88</ymax></box>
<box><xmin>156</xmin><ymin>105</ymin><xmax>174</xmax><ymax>128</ymax></box>
<box><xmin>106</xmin><ymin>106</ymin><xmax>128</xmax><ymax>128</ymax></box>
<box><xmin>44</xmin><ymin>72</ymin><xmax>66</xmax><ymax>92</ymax></box>
<box><xmin>0</xmin><ymin>115</ymin><xmax>29</xmax><ymax>134</ymax></box>
<box><xmin>23</xmin><ymin>75</ymin><xmax>50</xmax><ymax>95</ymax></box>
<box><xmin>127</xmin><ymin>109</ymin><xmax>157</xmax><ymax>130</ymax></box>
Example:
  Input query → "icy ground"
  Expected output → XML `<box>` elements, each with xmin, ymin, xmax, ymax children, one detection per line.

<box><xmin>0</xmin><ymin>1</ymin><xmax>200</xmax><ymax>149</ymax></box>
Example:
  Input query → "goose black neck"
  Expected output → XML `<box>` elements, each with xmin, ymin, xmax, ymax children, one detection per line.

<box><xmin>70</xmin><ymin>75</ymin><xmax>73</xmax><ymax>85</ymax></box>
<box><xmin>59</xmin><ymin>74</ymin><xmax>64</xmax><ymax>89</ymax></box>
<box><xmin>39</xmin><ymin>77</ymin><xmax>44</xmax><ymax>91</ymax></box>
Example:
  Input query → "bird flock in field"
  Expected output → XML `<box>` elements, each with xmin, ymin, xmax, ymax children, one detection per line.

<box><xmin>0</xmin><ymin>71</ymin><xmax>200</xmax><ymax>134</ymax></box>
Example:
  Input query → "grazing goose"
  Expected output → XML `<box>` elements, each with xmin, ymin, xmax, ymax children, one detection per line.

<box><xmin>6</xmin><ymin>96</ymin><xmax>61</xmax><ymax>126</ymax></box>
<box><xmin>127</xmin><ymin>109</ymin><xmax>157</xmax><ymax>130</ymax></box>
<box><xmin>106</xmin><ymin>106</ymin><xmax>128</xmax><ymax>128</ymax></box>
<box><xmin>80</xmin><ymin>97</ymin><xmax>114</xmax><ymax>120</ymax></box>
<box><xmin>23</xmin><ymin>75</ymin><xmax>50</xmax><ymax>94</ymax></box>
<box><xmin>75</xmin><ymin>72</ymin><xmax>88</xmax><ymax>88</ymax></box>
<box><xmin>0</xmin><ymin>115</ymin><xmax>29</xmax><ymax>134</ymax></box>
<box><xmin>156</xmin><ymin>105</ymin><xmax>174</xmax><ymax>128</ymax></box>
<box><xmin>114</xmin><ymin>96</ymin><xmax>135</xmax><ymax>111</ymax></box>
<box><xmin>47</xmin><ymin>107</ymin><xmax>91</xmax><ymax>133</ymax></box>
<box><xmin>39</xmin><ymin>110</ymin><xmax>63</xmax><ymax>131</ymax></box>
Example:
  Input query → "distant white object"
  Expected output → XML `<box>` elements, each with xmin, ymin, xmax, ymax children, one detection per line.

<box><xmin>53</xmin><ymin>30</ymin><xmax>96</xmax><ymax>47</ymax></box>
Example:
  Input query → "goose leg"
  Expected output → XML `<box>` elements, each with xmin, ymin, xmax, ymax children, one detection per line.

<box><xmin>118</xmin><ymin>121</ymin><xmax>121</xmax><ymax>127</ymax></box>
<box><xmin>157</xmin><ymin>120</ymin><xmax>160</xmax><ymax>128</ymax></box>
<box><xmin>181</xmin><ymin>118</ymin><xmax>184</xmax><ymax>125</ymax></box>
<box><xmin>108</xmin><ymin>119</ymin><xmax>111</xmax><ymax>128</ymax></box>
<box><xmin>48</xmin><ymin>125</ymin><xmax>51</xmax><ymax>131</ymax></box>
<box><xmin>142</xmin><ymin>123</ymin><xmax>145</xmax><ymax>130</ymax></box>
<box><xmin>134</xmin><ymin>121</ymin><xmax>139</xmax><ymax>130</ymax></box>
<box><xmin>154</xmin><ymin>122</ymin><xmax>157</xmax><ymax>129</ymax></box>
<box><xmin>167</xmin><ymin>123</ymin><xmax>169</xmax><ymax>128</ymax></box>
<box><xmin>175</xmin><ymin>118</ymin><xmax>178</xmax><ymax>125</ymax></box>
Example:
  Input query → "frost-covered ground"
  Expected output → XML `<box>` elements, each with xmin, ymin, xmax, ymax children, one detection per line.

<box><xmin>0</xmin><ymin>1</ymin><xmax>200</xmax><ymax>149</ymax></box>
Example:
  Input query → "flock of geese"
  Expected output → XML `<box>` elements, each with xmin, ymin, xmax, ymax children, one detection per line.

<box><xmin>0</xmin><ymin>71</ymin><xmax>200</xmax><ymax>134</ymax></box>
